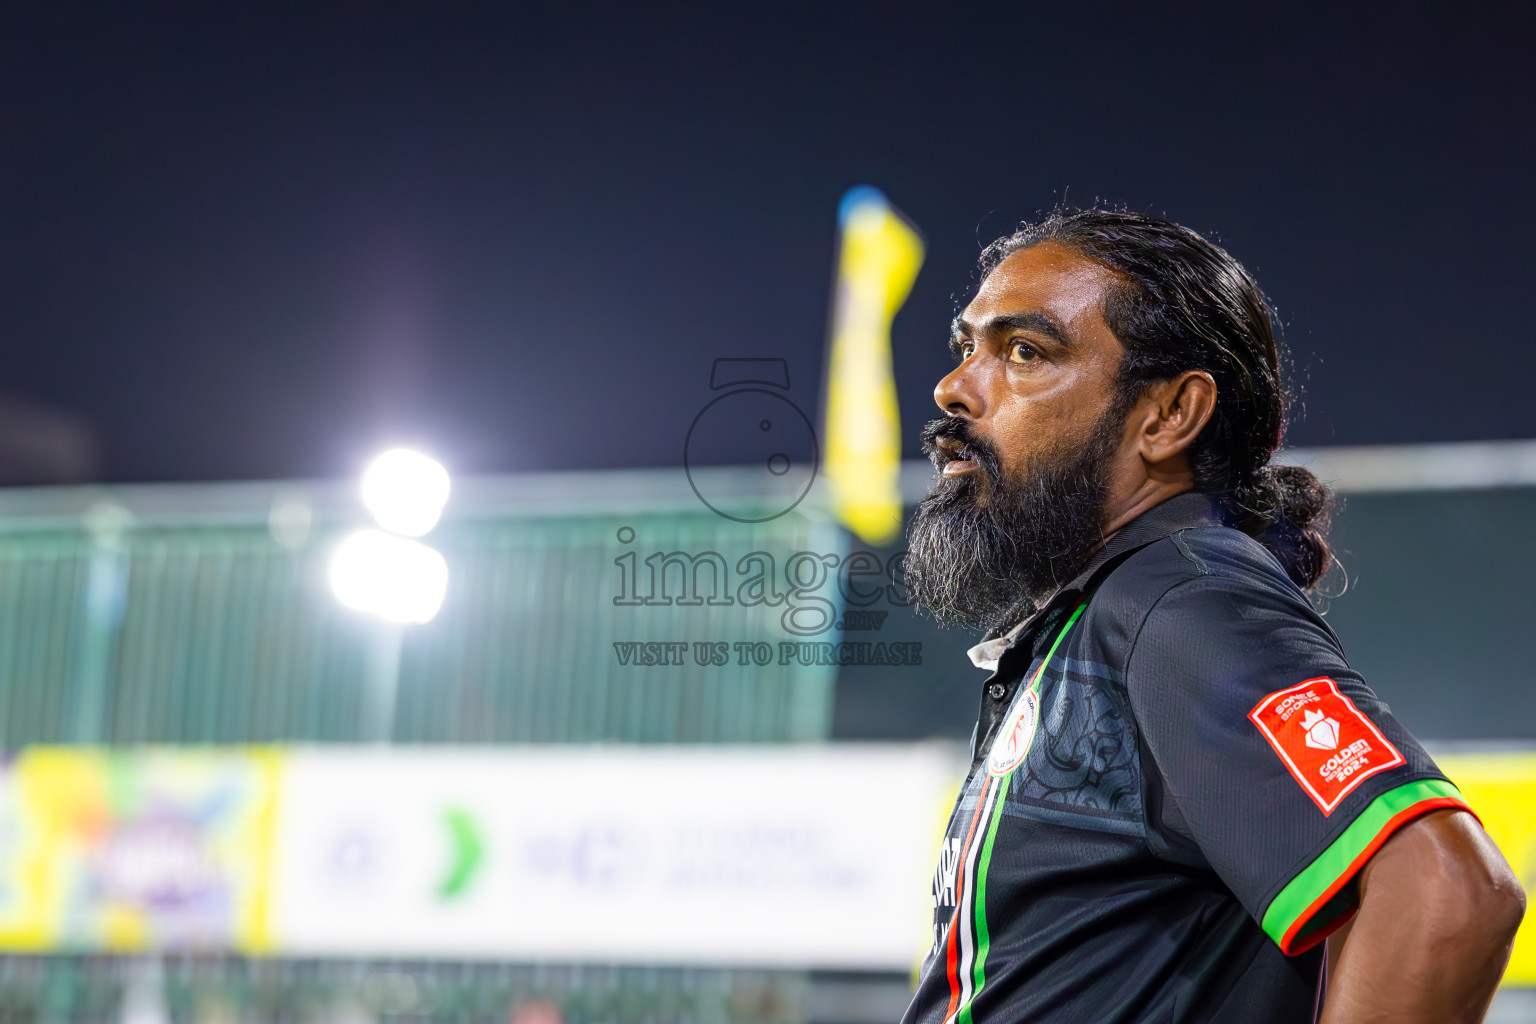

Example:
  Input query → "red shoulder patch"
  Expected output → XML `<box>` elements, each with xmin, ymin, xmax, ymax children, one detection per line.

<box><xmin>1248</xmin><ymin>677</ymin><xmax>1404</xmax><ymax>815</ymax></box>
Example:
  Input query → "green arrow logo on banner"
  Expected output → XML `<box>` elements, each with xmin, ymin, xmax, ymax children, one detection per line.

<box><xmin>439</xmin><ymin>807</ymin><xmax>484</xmax><ymax>900</ymax></box>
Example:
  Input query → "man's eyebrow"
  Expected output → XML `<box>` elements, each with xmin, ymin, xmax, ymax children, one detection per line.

<box><xmin>983</xmin><ymin>311</ymin><xmax>1073</xmax><ymax>348</ymax></box>
<box><xmin>948</xmin><ymin>311</ymin><xmax>1073</xmax><ymax>357</ymax></box>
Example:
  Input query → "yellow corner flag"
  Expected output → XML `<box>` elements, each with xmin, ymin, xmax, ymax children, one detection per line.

<box><xmin>824</xmin><ymin>186</ymin><xmax>925</xmax><ymax>546</ymax></box>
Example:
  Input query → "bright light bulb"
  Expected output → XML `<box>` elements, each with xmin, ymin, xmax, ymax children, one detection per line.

<box><xmin>329</xmin><ymin>529</ymin><xmax>449</xmax><ymax>624</ymax></box>
<box><xmin>360</xmin><ymin>449</ymin><xmax>450</xmax><ymax>537</ymax></box>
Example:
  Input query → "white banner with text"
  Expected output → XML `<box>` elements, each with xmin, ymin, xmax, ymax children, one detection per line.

<box><xmin>268</xmin><ymin>745</ymin><xmax>961</xmax><ymax>967</ymax></box>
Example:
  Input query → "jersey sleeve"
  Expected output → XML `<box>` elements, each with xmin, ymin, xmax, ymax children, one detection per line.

<box><xmin>1125</xmin><ymin>575</ymin><xmax>1473</xmax><ymax>956</ymax></box>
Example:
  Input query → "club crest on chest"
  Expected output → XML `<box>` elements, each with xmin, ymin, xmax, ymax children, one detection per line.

<box><xmin>988</xmin><ymin>688</ymin><xmax>1040</xmax><ymax>778</ymax></box>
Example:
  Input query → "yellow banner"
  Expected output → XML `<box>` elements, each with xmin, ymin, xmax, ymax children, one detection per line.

<box><xmin>1438</xmin><ymin>751</ymin><xmax>1536</xmax><ymax>985</ymax></box>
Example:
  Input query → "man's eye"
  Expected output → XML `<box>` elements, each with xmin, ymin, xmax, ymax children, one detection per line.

<box><xmin>1008</xmin><ymin>341</ymin><xmax>1038</xmax><ymax>364</ymax></box>
<box><xmin>954</xmin><ymin>341</ymin><xmax>975</xmax><ymax>362</ymax></box>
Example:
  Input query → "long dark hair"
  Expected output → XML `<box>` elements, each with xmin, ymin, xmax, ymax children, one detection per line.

<box><xmin>980</xmin><ymin>209</ymin><xmax>1333</xmax><ymax>589</ymax></box>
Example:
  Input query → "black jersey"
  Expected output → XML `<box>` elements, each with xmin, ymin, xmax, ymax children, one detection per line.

<box><xmin>902</xmin><ymin>493</ymin><xmax>1470</xmax><ymax>1024</ymax></box>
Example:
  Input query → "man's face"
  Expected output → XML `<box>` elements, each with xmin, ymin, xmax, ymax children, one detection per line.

<box><xmin>904</xmin><ymin>242</ymin><xmax>1134</xmax><ymax>629</ymax></box>
<box><xmin>933</xmin><ymin>241</ymin><xmax>1127</xmax><ymax>489</ymax></box>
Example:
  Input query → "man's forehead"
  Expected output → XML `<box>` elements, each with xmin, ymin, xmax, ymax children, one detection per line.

<box><xmin>961</xmin><ymin>242</ymin><xmax>1118</xmax><ymax>331</ymax></box>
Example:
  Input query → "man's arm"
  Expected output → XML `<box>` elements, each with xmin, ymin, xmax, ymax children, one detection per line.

<box><xmin>1322</xmin><ymin>809</ymin><xmax>1525</xmax><ymax>1023</ymax></box>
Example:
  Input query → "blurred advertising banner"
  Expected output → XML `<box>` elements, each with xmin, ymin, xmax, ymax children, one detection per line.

<box><xmin>0</xmin><ymin>747</ymin><xmax>279</xmax><ymax>952</ymax></box>
<box><xmin>268</xmin><ymin>745</ymin><xmax>957</xmax><ymax>968</ymax></box>
<box><xmin>0</xmin><ymin>744</ymin><xmax>959</xmax><ymax>969</ymax></box>
<box><xmin>0</xmin><ymin>745</ymin><xmax>1525</xmax><ymax>980</ymax></box>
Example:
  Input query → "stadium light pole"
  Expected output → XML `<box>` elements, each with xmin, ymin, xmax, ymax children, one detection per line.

<box><xmin>329</xmin><ymin>449</ymin><xmax>450</xmax><ymax>743</ymax></box>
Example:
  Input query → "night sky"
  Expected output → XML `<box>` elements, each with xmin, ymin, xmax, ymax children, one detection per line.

<box><xmin>3</xmin><ymin>4</ymin><xmax>1533</xmax><ymax>484</ymax></box>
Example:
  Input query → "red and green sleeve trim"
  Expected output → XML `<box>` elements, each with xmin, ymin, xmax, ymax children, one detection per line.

<box><xmin>1261</xmin><ymin>778</ymin><xmax>1473</xmax><ymax>955</ymax></box>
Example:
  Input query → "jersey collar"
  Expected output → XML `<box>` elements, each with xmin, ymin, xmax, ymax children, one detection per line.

<box><xmin>979</xmin><ymin>490</ymin><xmax>1227</xmax><ymax>649</ymax></box>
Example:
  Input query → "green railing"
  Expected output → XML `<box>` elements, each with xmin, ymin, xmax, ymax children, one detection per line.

<box><xmin>0</xmin><ymin>473</ymin><xmax>845</xmax><ymax>747</ymax></box>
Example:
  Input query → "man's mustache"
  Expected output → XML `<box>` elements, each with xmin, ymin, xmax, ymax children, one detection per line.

<box><xmin>920</xmin><ymin>417</ymin><xmax>1002</xmax><ymax>479</ymax></box>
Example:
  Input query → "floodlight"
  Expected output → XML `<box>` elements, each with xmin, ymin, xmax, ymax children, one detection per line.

<box><xmin>329</xmin><ymin>528</ymin><xmax>449</xmax><ymax>625</ymax></box>
<box><xmin>360</xmin><ymin>449</ymin><xmax>450</xmax><ymax>537</ymax></box>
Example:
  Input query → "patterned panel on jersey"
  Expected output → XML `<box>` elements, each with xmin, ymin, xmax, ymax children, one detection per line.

<box><xmin>1005</xmin><ymin>656</ymin><xmax>1143</xmax><ymax>835</ymax></box>
<box><xmin>925</xmin><ymin>777</ymin><xmax>986</xmax><ymax>961</ymax></box>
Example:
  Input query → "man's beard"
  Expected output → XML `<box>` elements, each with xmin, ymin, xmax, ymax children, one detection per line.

<box><xmin>904</xmin><ymin>403</ymin><xmax>1128</xmax><ymax>632</ymax></box>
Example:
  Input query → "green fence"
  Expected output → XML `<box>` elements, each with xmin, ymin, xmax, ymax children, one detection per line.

<box><xmin>0</xmin><ymin>474</ymin><xmax>845</xmax><ymax>748</ymax></box>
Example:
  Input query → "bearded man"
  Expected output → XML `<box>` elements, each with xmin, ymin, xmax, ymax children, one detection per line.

<box><xmin>899</xmin><ymin>210</ymin><xmax>1524</xmax><ymax>1024</ymax></box>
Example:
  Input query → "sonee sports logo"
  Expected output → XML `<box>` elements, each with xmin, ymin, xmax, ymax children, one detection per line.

<box><xmin>1249</xmin><ymin>676</ymin><xmax>1405</xmax><ymax>815</ymax></box>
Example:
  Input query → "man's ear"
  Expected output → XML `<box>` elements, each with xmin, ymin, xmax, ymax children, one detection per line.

<box><xmin>1138</xmin><ymin>370</ymin><xmax>1217</xmax><ymax>467</ymax></box>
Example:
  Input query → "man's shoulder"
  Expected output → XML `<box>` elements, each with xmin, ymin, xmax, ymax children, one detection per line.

<box><xmin>1087</xmin><ymin>522</ymin><xmax>1309</xmax><ymax>641</ymax></box>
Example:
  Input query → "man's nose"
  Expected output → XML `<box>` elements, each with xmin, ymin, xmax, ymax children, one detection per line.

<box><xmin>934</xmin><ymin>360</ymin><xmax>984</xmax><ymax>419</ymax></box>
